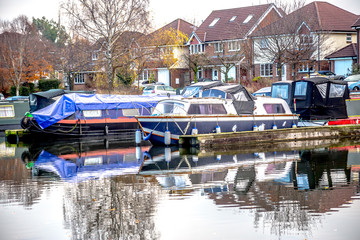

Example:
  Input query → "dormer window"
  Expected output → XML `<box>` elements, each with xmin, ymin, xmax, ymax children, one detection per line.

<box><xmin>230</xmin><ymin>16</ymin><xmax>237</xmax><ymax>22</ymax></box>
<box><xmin>243</xmin><ymin>14</ymin><xmax>253</xmax><ymax>24</ymax></box>
<box><xmin>209</xmin><ymin>18</ymin><xmax>220</xmax><ymax>27</ymax></box>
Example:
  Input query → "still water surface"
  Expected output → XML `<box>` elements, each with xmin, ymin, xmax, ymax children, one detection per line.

<box><xmin>0</xmin><ymin>137</ymin><xmax>359</xmax><ymax>240</ymax></box>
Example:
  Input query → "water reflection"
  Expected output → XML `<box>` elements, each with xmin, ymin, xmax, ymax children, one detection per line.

<box><xmin>0</xmin><ymin>138</ymin><xmax>359</xmax><ymax>240</ymax></box>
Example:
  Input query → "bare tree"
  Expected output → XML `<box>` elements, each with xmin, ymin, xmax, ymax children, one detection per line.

<box><xmin>183</xmin><ymin>52</ymin><xmax>209</xmax><ymax>83</ymax></box>
<box><xmin>253</xmin><ymin>0</ymin><xmax>330</xmax><ymax>81</ymax></box>
<box><xmin>0</xmin><ymin>16</ymin><xmax>52</xmax><ymax>96</ymax></box>
<box><xmin>62</xmin><ymin>0</ymin><xmax>150</xmax><ymax>94</ymax></box>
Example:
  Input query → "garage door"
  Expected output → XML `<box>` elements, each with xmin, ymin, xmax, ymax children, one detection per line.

<box><xmin>157</xmin><ymin>69</ymin><xmax>170</xmax><ymax>86</ymax></box>
<box><xmin>334</xmin><ymin>60</ymin><xmax>352</xmax><ymax>76</ymax></box>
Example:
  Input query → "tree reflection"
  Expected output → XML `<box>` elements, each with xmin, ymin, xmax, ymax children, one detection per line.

<box><xmin>62</xmin><ymin>176</ymin><xmax>160</xmax><ymax>240</ymax></box>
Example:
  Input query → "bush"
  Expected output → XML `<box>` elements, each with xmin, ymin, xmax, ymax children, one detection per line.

<box><xmin>10</xmin><ymin>86</ymin><xmax>30</xmax><ymax>96</ymax></box>
<box><xmin>38</xmin><ymin>79</ymin><xmax>61</xmax><ymax>91</ymax></box>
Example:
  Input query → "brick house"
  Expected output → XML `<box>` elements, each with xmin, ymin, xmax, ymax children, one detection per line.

<box><xmin>251</xmin><ymin>1</ymin><xmax>359</xmax><ymax>81</ymax></box>
<box><xmin>187</xmin><ymin>3</ymin><xmax>284</xmax><ymax>83</ymax></box>
<box><xmin>138</xmin><ymin>19</ymin><xmax>196</xmax><ymax>88</ymax></box>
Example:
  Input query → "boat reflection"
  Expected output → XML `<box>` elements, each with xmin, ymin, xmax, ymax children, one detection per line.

<box><xmin>140</xmin><ymin>146</ymin><xmax>358</xmax><ymax>194</ymax></box>
<box><xmin>21</xmin><ymin>139</ymin><xmax>151</xmax><ymax>182</ymax></box>
<box><xmin>141</xmin><ymin>146</ymin><xmax>299</xmax><ymax>191</ymax></box>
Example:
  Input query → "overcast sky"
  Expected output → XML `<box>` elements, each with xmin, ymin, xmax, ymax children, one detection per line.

<box><xmin>0</xmin><ymin>0</ymin><xmax>359</xmax><ymax>29</ymax></box>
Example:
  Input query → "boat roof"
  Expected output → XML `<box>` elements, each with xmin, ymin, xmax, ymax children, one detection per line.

<box><xmin>32</xmin><ymin>93</ymin><xmax>166</xmax><ymax>129</ymax></box>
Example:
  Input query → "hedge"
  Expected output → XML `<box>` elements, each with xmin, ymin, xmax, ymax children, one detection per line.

<box><xmin>38</xmin><ymin>79</ymin><xmax>61</xmax><ymax>91</ymax></box>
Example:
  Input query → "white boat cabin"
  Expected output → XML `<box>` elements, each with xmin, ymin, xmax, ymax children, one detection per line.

<box><xmin>151</xmin><ymin>97</ymin><xmax>293</xmax><ymax>116</ymax></box>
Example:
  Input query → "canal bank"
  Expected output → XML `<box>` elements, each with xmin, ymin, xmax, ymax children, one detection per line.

<box><xmin>180</xmin><ymin>124</ymin><xmax>360</xmax><ymax>151</ymax></box>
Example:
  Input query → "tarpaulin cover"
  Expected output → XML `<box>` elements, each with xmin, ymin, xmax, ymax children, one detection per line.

<box><xmin>32</xmin><ymin>93</ymin><xmax>166</xmax><ymax>129</ymax></box>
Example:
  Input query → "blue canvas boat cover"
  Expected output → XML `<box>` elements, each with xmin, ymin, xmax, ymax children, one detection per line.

<box><xmin>32</xmin><ymin>93</ymin><xmax>166</xmax><ymax>129</ymax></box>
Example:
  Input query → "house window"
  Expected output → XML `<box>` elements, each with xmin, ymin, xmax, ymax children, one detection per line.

<box><xmin>228</xmin><ymin>40</ymin><xmax>240</xmax><ymax>51</ymax></box>
<box><xmin>260</xmin><ymin>39</ymin><xmax>268</xmax><ymax>49</ymax></box>
<box><xmin>346</xmin><ymin>34</ymin><xmax>352</xmax><ymax>43</ymax></box>
<box><xmin>300</xmin><ymin>34</ymin><xmax>313</xmax><ymax>45</ymax></box>
<box><xmin>298</xmin><ymin>64</ymin><xmax>314</xmax><ymax>73</ymax></box>
<box><xmin>243</xmin><ymin>14</ymin><xmax>253</xmax><ymax>24</ymax></box>
<box><xmin>190</xmin><ymin>44</ymin><xmax>205</xmax><ymax>54</ymax></box>
<box><xmin>214</xmin><ymin>42</ymin><xmax>223</xmax><ymax>53</ymax></box>
<box><xmin>141</xmin><ymin>70</ymin><xmax>149</xmax><ymax>80</ymax></box>
<box><xmin>92</xmin><ymin>52</ymin><xmax>98</xmax><ymax>61</ymax></box>
<box><xmin>209</xmin><ymin>18</ymin><xmax>220</xmax><ymax>27</ymax></box>
<box><xmin>260</xmin><ymin>64</ymin><xmax>273</xmax><ymax>77</ymax></box>
<box><xmin>74</xmin><ymin>73</ymin><xmax>85</xmax><ymax>84</ymax></box>
<box><xmin>230</xmin><ymin>16</ymin><xmax>237</xmax><ymax>22</ymax></box>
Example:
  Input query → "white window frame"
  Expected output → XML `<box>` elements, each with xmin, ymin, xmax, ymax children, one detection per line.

<box><xmin>190</xmin><ymin>44</ymin><xmax>205</xmax><ymax>54</ymax></box>
<box><xmin>197</xmin><ymin>69</ymin><xmax>203</xmax><ymax>79</ymax></box>
<box><xmin>92</xmin><ymin>52</ymin><xmax>98</xmax><ymax>61</ymax></box>
<box><xmin>298</xmin><ymin>63</ymin><xmax>314</xmax><ymax>73</ymax></box>
<box><xmin>228</xmin><ymin>40</ymin><xmax>240</xmax><ymax>51</ymax></box>
<box><xmin>260</xmin><ymin>64</ymin><xmax>273</xmax><ymax>77</ymax></box>
<box><xmin>74</xmin><ymin>73</ymin><xmax>85</xmax><ymax>84</ymax></box>
<box><xmin>346</xmin><ymin>34</ymin><xmax>352</xmax><ymax>43</ymax></box>
<box><xmin>230</xmin><ymin>16</ymin><xmax>237</xmax><ymax>22</ymax></box>
<box><xmin>214</xmin><ymin>42</ymin><xmax>223</xmax><ymax>53</ymax></box>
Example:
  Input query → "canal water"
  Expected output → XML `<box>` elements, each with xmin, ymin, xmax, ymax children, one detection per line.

<box><xmin>0</xmin><ymin>137</ymin><xmax>359</xmax><ymax>240</ymax></box>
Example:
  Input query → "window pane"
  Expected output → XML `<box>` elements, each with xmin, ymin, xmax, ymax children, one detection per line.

<box><xmin>316</xmin><ymin>83</ymin><xmax>327</xmax><ymax>99</ymax></box>
<box><xmin>83</xmin><ymin>110</ymin><xmax>102</xmax><ymax>118</ymax></box>
<box><xmin>0</xmin><ymin>106</ymin><xmax>15</xmax><ymax>118</ymax></box>
<box><xmin>271</xmin><ymin>85</ymin><xmax>289</xmax><ymax>100</ymax></box>
<box><xmin>329</xmin><ymin>84</ymin><xmax>345</xmax><ymax>98</ymax></box>
<box><xmin>294</xmin><ymin>82</ymin><xmax>308</xmax><ymax>96</ymax></box>
<box><xmin>263</xmin><ymin>104</ymin><xmax>285</xmax><ymax>114</ymax></box>
<box><xmin>123</xmin><ymin>108</ymin><xmax>140</xmax><ymax>116</ymax></box>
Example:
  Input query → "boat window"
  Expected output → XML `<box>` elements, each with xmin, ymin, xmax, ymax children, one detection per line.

<box><xmin>316</xmin><ymin>83</ymin><xmax>327</xmax><ymax>99</ymax></box>
<box><xmin>271</xmin><ymin>84</ymin><xmax>289</xmax><ymax>100</ymax></box>
<box><xmin>0</xmin><ymin>105</ymin><xmax>15</xmax><ymax>118</ymax></box>
<box><xmin>233</xmin><ymin>91</ymin><xmax>248</xmax><ymax>101</ymax></box>
<box><xmin>123</xmin><ymin>108</ymin><xmax>140</xmax><ymax>116</ymax></box>
<box><xmin>202</xmin><ymin>89</ymin><xmax>226</xmax><ymax>99</ymax></box>
<box><xmin>83</xmin><ymin>110</ymin><xmax>102</xmax><ymax>118</ymax></box>
<box><xmin>294</xmin><ymin>82</ymin><xmax>308</xmax><ymax>96</ymax></box>
<box><xmin>188</xmin><ymin>104</ymin><xmax>227</xmax><ymax>114</ymax></box>
<box><xmin>263</xmin><ymin>104</ymin><xmax>286</xmax><ymax>114</ymax></box>
<box><xmin>329</xmin><ymin>84</ymin><xmax>346</xmax><ymax>98</ymax></box>
<box><xmin>154</xmin><ymin>102</ymin><xmax>186</xmax><ymax>115</ymax></box>
<box><xmin>182</xmin><ymin>86</ymin><xmax>200</xmax><ymax>97</ymax></box>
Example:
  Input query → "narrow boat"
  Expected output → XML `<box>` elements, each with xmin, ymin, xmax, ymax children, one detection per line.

<box><xmin>0</xmin><ymin>96</ymin><xmax>29</xmax><ymax>131</ymax></box>
<box><xmin>136</xmin><ymin>84</ymin><xmax>298</xmax><ymax>146</ymax></box>
<box><xmin>21</xmin><ymin>93</ymin><xmax>166</xmax><ymax>138</ymax></box>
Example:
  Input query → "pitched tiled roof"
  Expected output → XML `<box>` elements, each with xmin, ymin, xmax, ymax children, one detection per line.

<box><xmin>252</xmin><ymin>1</ymin><xmax>358</xmax><ymax>37</ymax></box>
<box><xmin>151</xmin><ymin>18</ymin><xmax>196</xmax><ymax>38</ymax></box>
<box><xmin>326</xmin><ymin>43</ymin><xmax>357</xmax><ymax>59</ymax></box>
<box><xmin>194</xmin><ymin>3</ymin><xmax>281</xmax><ymax>42</ymax></box>
<box><xmin>352</xmin><ymin>17</ymin><xmax>360</xmax><ymax>28</ymax></box>
<box><xmin>313</xmin><ymin>1</ymin><xmax>358</xmax><ymax>32</ymax></box>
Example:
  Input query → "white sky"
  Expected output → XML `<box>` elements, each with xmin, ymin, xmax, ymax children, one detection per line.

<box><xmin>0</xmin><ymin>0</ymin><xmax>359</xmax><ymax>30</ymax></box>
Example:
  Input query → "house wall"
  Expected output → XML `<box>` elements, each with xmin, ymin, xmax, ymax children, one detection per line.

<box><xmin>319</xmin><ymin>32</ymin><xmax>357</xmax><ymax>60</ymax></box>
<box><xmin>170</xmin><ymin>69</ymin><xmax>189</xmax><ymax>88</ymax></box>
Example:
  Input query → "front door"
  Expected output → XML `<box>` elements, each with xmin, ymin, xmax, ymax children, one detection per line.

<box><xmin>212</xmin><ymin>69</ymin><xmax>218</xmax><ymax>80</ymax></box>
